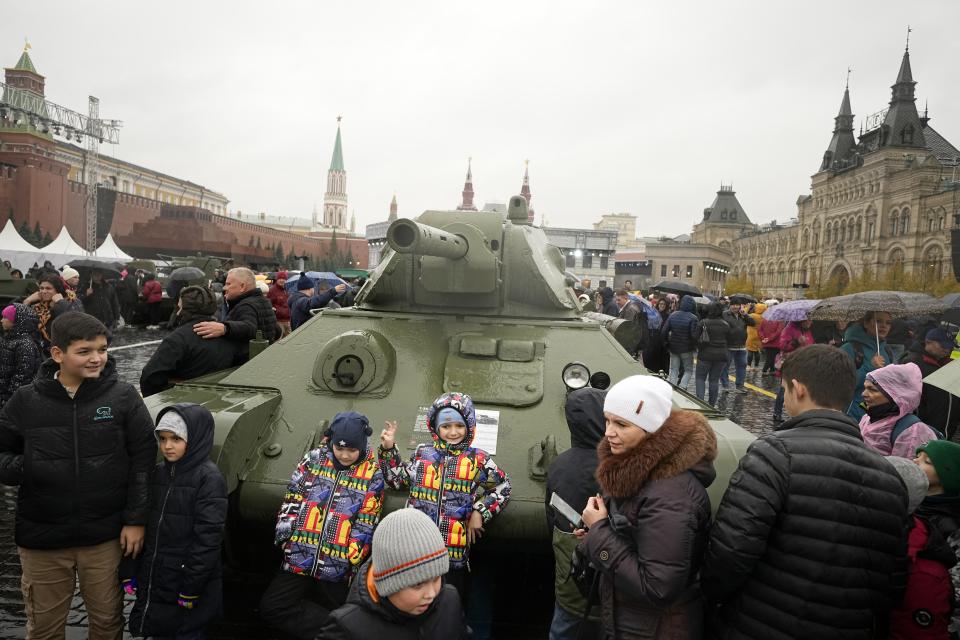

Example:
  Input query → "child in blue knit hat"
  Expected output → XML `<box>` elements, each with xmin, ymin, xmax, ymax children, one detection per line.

<box><xmin>378</xmin><ymin>392</ymin><xmax>511</xmax><ymax>604</ymax></box>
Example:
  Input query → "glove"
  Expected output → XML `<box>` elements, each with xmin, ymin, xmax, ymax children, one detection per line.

<box><xmin>122</xmin><ymin>578</ymin><xmax>137</xmax><ymax>596</ymax></box>
<box><xmin>177</xmin><ymin>594</ymin><xmax>198</xmax><ymax>610</ymax></box>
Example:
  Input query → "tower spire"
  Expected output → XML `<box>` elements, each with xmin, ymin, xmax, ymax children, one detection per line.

<box><xmin>880</xmin><ymin>42</ymin><xmax>925</xmax><ymax>149</ymax></box>
<box><xmin>519</xmin><ymin>160</ymin><xmax>535</xmax><ymax>223</ymax></box>
<box><xmin>388</xmin><ymin>193</ymin><xmax>398</xmax><ymax>222</ymax></box>
<box><xmin>456</xmin><ymin>158</ymin><xmax>477</xmax><ymax>211</ymax></box>
<box><xmin>320</xmin><ymin>117</ymin><xmax>348</xmax><ymax>231</ymax></box>
<box><xmin>819</xmin><ymin>77</ymin><xmax>856</xmax><ymax>172</ymax></box>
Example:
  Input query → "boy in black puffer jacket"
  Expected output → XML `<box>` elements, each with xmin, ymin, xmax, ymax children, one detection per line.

<box><xmin>126</xmin><ymin>403</ymin><xmax>228</xmax><ymax>639</ymax></box>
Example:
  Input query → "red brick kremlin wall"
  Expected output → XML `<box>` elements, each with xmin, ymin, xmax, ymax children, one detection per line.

<box><xmin>0</xmin><ymin>148</ymin><xmax>367</xmax><ymax>267</ymax></box>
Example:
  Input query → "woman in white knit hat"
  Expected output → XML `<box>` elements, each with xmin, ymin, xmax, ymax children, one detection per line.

<box><xmin>576</xmin><ymin>375</ymin><xmax>717</xmax><ymax>639</ymax></box>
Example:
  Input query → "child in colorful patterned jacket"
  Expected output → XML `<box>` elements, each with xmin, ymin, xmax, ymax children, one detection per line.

<box><xmin>378</xmin><ymin>392</ymin><xmax>511</xmax><ymax>601</ymax></box>
<box><xmin>259</xmin><ymin>411</ymin><xmax>386</xmax><ymax>640</ymax></box>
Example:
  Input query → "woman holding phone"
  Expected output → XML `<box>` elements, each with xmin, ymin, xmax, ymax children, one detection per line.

<box><xmin>577</xmin><ymin>375</ymin><xmax>717</xmax><ymax>639</ymax></box>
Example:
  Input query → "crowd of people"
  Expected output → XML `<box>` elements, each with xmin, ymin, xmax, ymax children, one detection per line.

<box><xmin>2</xmin><ymin>260</ymin><xmax>960</xmax><ymax>638</ymax></box>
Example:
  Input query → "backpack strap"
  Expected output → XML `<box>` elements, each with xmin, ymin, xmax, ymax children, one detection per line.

<box><xmin>891</xmin><ymin>413</ymin><xmax>944</xmax><ymax>444</ymax></box>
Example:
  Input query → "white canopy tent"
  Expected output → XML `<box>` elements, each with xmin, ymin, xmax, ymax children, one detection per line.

<box><xmin>0</xmin><ymin>220</ymin><xmax>49</xmax><ymax>272</ymax></box>
<box><xmin>93</xmin><ymin>234</ymin><xmax>134</xmax><ymax>261</ymax></box>
<box><xmin>39</xmin><ymin>227</ymin><xmax>89</xmax><ymax>257</ymax></box>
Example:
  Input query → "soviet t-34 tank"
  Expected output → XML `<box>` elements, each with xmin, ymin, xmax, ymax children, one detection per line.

<box><xmin>143</xmin><ymin>196</ymin><xmax>754</xmax><ymax>544</ymax></box>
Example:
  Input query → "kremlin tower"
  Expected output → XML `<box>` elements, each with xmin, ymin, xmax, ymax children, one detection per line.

<box><xmin>456</xmin><ymin>158</ymin><xmax>477</xmax><ymax>211</ymax></box>
<box><xmin>316</xmin><ymin>117</ymin><xmax>348</xmax><ymax>231</ymax></box>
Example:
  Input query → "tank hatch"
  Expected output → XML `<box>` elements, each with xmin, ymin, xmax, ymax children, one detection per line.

<box><xmin>311</xmin><ymin>329</ymin><xmax>396</xmax><ymax>396</ymax></box>
<box><xmin>445</xmin><ymin>333</ymin><xmax>544</xmax><ymax>406</ymax></box>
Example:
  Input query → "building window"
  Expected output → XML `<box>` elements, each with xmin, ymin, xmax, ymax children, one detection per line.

<box><xmin>686</xmin><ymin>265</ymin><xmax>693</xmax><ymax>278</ymax></box>
<box><xmin>600</xmin><ymin>255</ymin><xmax>608</xmax><ymax>270</ymax></box>
<box><xmin>721</xmin><ymin>211</ymin><xmax>727</xmax><ymax>220</ymax></box>
<box><xmin>672</xmin><ymin>265</ymin><xmax>680</xmax><ymax>278</ymax></box>
<box><xmin>582</xmin><ymin>254</ymin><xmax>593</xmax><ymax>269</ymax></box>
<box><xmin>730</xmin><ymin>212</ymin><xmax>737</xmax><ymax>220</ymax></box>
<box><xmin>598</xmin><ymin>280</ymin><xmax>607</xmax><ymax>288</ymax></box>
<box><xmin>660</xmin><ymin>264</ymin><xmax>667</xmax><ymax>277</ymax></box>
<box><xmin>565</xmin><ymin>253</ymin><xmax>575</xmax><ymax>268</ymax></box>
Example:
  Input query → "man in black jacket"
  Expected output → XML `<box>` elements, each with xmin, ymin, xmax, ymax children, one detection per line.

<box><xmin>0</xmin><ymin>312</ymin><xmax>156</xmax><ymax>639</ymax></box>
<box><xmin>701</xmin><ymin>344</ymin><xmax>909</xmax><ymax>639</ymax></box>
<box><xmin>140</xmin><ymin>286</ymin><xmax>241</xmax><ymax>396</ymax></box>
<box><xmin>545</xmin><ymin>387</ymin><xmax>605</xmax><ymax>640</ymax></box>
<box><xmin>193</xmin><ymin>267</ymin><xmax>280</xmax><ymax>362</ymax></box>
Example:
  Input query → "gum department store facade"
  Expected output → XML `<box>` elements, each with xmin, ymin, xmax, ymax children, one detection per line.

<box><xmin>702</xmin><ymin>46</ymin><xmax>960</xmax><ymax>297</ymax></box>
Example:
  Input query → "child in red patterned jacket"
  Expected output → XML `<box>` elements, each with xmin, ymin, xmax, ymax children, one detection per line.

<box><xmin>378</xmin><ymin>392</ymin><xmax>510</xmax><ymax>603</ymax></box>
<box><xmin>260</xmin><ymin>412</ymin><xmax>385</xmax><ymax>640</ymax></box>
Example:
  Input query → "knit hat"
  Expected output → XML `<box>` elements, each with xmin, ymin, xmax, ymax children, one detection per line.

<box><xmin>603</xmin><ymin>375</ymin><xmax>673</xmax><ymax>433</ymax></box>
<box><xmin>155</xmin><ymin>411</ymin><xmax>188</xmax><ymax>443</ymax></box>
<box><xmin>917</xmin><ymin>440</ymin><xmax>960</xmax><ymax>495</ymax></box>
<box><xmin>926</xmin><ymin>328</ymin><xmax>958</xmax><ymax>350</ymax></box>
<box><xmin>296</xmin><ymin>276</ymin><xmax>315</xmax><ymax>291</ymax></box>
<box><xmin>1</xmin><ymin>305</ymin><xmax>15</xmax><ymax>323</ymax></box>
<box><xmin>327</xmin><ymin>411</ymin><xmax>371</xmax><ymax>452</ymax></box>
<box><xmin>179</xmin><ymin>286</ymin><xmax>217</xmax><ymax>316</ymax></box>
<box><xmin>275</xmin><ymin>270</ymin><xmax>288</xmax><ymax>281</ymax></box>
<box><xmin>372</xmin><ymin>508</ymin><xmax>449</xmax><ymax>597</ymax></box>
<box><xmin>885</xmin><ymin>456</ymin><xmax>929</xmax><ymax>513</ymax></box>
<box><xmin>60</xmin><ymin>266</ymin><xmax>80</xmax><ymax>281</ymax></box>
<box><xmin>436</xmin><ymin>407</ymin><xmax>465</xmax><ymax>427</ymax></box>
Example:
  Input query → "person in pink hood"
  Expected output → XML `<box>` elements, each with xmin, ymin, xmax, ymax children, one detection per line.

<box><xmin>859</xmin><ymin>362</ymin><xmax>940</xmax><ymax>458</ymax></box>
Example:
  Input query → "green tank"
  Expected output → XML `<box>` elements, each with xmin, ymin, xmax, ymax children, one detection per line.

<box><xmin>142</xmin><ymin>196</ymin><xmax>755</xmax><ymax>543</ymax></box>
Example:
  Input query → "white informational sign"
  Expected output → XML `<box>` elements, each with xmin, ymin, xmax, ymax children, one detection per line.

<box><xmin>410</xmin><ymin>405</ymin><xmax>500</xmax><ymax>455</ymax></box>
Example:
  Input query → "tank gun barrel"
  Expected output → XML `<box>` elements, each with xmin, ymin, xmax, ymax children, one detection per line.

<box><xmin>387</xmin><ymin>218</ymin><xmax>468</xmax><ymax>259</ymax></box>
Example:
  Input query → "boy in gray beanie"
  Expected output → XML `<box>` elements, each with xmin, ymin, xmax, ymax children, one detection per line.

<box><xmin>319</xmin><ymin>508</ymin><xmax>469</xmax><ymax>639</ymax></box>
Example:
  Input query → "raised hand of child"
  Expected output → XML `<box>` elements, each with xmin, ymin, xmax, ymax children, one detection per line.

<box><xmin>381</xmin><ymin>420</ymin><xmax>398</xmax><ymax>450</ymax></box>
<box><xmin>467</xmin><ymin>510</ymin><xmax>485</xmax><ymax>545</ymax></box>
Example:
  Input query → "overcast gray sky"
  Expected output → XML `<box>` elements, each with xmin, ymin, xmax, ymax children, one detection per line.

<box><xmin>5</xmin><ymin>1</ymin><xmax>959</xmax><ymax>238</ymax></box>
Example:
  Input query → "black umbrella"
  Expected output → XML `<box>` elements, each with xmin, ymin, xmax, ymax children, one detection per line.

<box><xmin>169</xmin><ymin>266</ymin><xmax>207</xmax><ymax>282</ymax></box>
<box><xmin>650</xmin><ymin>279</ymin><xmax>701</xmax><ymax>296</ymax></box>
<box><xmin>64</xmin><ymin>258</ymin><xmax>123</xmax><ymax>280</ymax></box>
<box><xmin>728</xmin><ymin>293</ymin><xmax>757</xmax><ymax>305</ymax></box>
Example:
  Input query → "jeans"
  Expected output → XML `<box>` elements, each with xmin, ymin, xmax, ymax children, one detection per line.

<box><xmin>696</xmin><ymin>359</ymin><xmax>727</xmax><ymax>406</ymax></box>
<box><xmin>549</xmin><ymin>602</ymin><xmax>601</xmax><ymax>640</ymax></box>
<box><xmin>728</xmin><ymin>349</ymin><xmax>748</xmax><ymax>389</ymax></box>
<box><xmin>774</xmin><ymin>385</ymin><xmax>785</xmax><ymax>418</ymax></box>
<box><xmin>763</xmin><ymin>347</ymin><xmax>780</xmax><ymax>372</ymax></box>
<box><xmin>668</xmin><ymin>352</ymin><xmax>695</xmax><ymax>391</ymax></box>
<box><xmin>259</xmin><ymin>571</ymin><xmax>349</xmax><ymax>640</ymax></box>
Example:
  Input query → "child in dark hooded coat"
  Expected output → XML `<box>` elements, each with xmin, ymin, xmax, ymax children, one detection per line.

<box><xmin>0</xmin><ymin>303</ymin><xmax>41</xmax><ymax>406</ymax></box>
<box><xmin>125</xmin><ymin>403</ymin><xmax>228</xmax><ymax>638</ymax></box>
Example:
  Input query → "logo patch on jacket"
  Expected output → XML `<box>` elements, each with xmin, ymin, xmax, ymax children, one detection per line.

<box><xmin>94</xmin><ymin>406</ymin><xmax>114</xmax><ymax>421</ymax></box>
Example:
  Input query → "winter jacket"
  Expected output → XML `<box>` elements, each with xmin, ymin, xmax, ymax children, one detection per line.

<box><xmin>116</xmin><ymin>275</ymin><xmax>139</xmax><ymax>306</ymax></box>
<box><xmin>274</xmin><ymin>444</ymin><xmax>385</xmax><ymax>583</ymax></box>
<box><xmin>914</xmin><ymin>494</ymin><xmax>960</xmax><ymax>637</ymax></box>
<box><xmin>545</xmin><ymin>388</ymin><xmax>605</xmax><ymax>617</ymax></box>
<box><xmin>662</xmin><ymin>296</ymin><xmax>700</xmax><ymax>354</ymax></box>
<box><xmin>777</xmin><ymin>322</ymin><xmax>813</xmax><ymax>355</ymax></box>
<box><xmin>222</xmin><ymin>288</ymin><xmax>280</xmax><ymax>359</ymax></box>
<box><xmin>745</xmin><ymin>304</ymin><xmax>766</xmax><ymax>352</ymax></box>
<box><xmin>581</xmin><ymin>410</ymin><xmax>717</xmax><ymax>639</ymax></box>
<box><xmin>379</xmin><ymin>393</ymin><xmax>511</xmax><ymax>569</ymax></box>
<box><xmin>81</xmin><ymin>281</ymin><xmax>121</xmax><ymax>328</ymax></box>
<box><xmin>318</xmin><ymin>562</ymin><xmax>469</xmax><ymax>640</ymax></box>
<box><xmin>889</xmin><ymin>514</ymin><xmax>955</xmax><ymax>640</ymax></box>
<box><xmin>841</xmin><ymin>323</ymin><xmax>895</xmax><ymax>420</ymax></box>
<box><xmin>140</xmin><ymin>317</ymin><xmax>241</xmax><ymax>397</ymax></box>
<box><xmin>701</xmin><ymin>409</ymin><xmax>910</xmax><ymax>639</ymax></box>
<box><xmin>858</xmin><ymin>363</ymin><xmax>940</xmax><ymax>458</ymax></box>
<box><xmin>757</xmin><ymin>319</ymin><xmax>783</xmax><ymax>349</ymax></box>
<box><xmin>128</xmin><ymin>404</ymin><xmax>228</xmax><ymax>637</ymax></box>
<box><xmin>697</xmin><ymin>317</ymin><xmax>731</xmax><ymax>362</ymax></box>
<box><xmin>0</xmin><ymin>303</ymin><xmax>41</xmax><ymax>405</ymax></box>
<box><xmin>142</xmin><ymin>279</ymin><xmax>163</xmax><ymax>304</ymax></box>
<box><xmin>600</xmin><ymin>288</ymin><xmax>619</xmax><ymax>316</ymax></box>
<box><xmin>288</xmin><ymin>288</ymin><xmax>339</xmax><ymax>331</ymax></box>
<box><xmin>266</xmin><ymin>282</ymin><xmax>291</xmax><ymax>323</ymax></box>
<box><xmin>0</xmin><ymin>357</ymin><xmax>156</xmax><ymax>549</ymax></box>
<box><xmin>901</xmin><ymin>349</ymin><xmax>960</xmax><ymax>438</ymax></box>
<box><xmin>33</xmin><ymin>295</ymin><xmax>84</xmax><ymax>354</ymax></box>
<box><xmin>721</xmin><ymin>309</ymin><xmax>755</xmax><ymax>349</ymax></box>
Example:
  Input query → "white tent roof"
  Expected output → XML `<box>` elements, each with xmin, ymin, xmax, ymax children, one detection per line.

<box><xmin>40</xmin><ymin>226</ymin><xmax>88</xmax><ymax>256</ymax></box>
<box><xmin>94</xmin><ymin>234</ymin><xmax>134</xmax><ymax>261</ymax></box>
<box><xmin>0</xmin><ymin>219</ymin><xmax>39</xmax><ymax>252</ymax></box>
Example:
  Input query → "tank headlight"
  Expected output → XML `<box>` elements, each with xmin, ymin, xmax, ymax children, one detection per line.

<box><xmin>562</xmin><ymin>362</ymin><xmax>590</xmax><ymax>391</ymax></box>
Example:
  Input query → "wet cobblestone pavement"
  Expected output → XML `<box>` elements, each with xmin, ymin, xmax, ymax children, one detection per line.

<box><xmin>0</xmin><ymin>331</ymin><xmax>781</xmax><ymax>638</ymax></box>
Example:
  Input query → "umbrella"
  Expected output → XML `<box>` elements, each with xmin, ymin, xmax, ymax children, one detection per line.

<box><xmin>691</xmin><ymin>296</ymin><xmax>712</xmax><ymax>306</ymax></box>
<box><xmin>924</xmin><ymin>358</ymin><xmax>960</xmax><ymax>397</ymax></box>
<box><xmin>762</xmin><ymin>298</ymin><xmax>820</xmax><ymax>322</ymax></box>
<box><xmin>650</xmin><ymin>279</ymin><xmax>701</xmax><ymax>296</ymax></box>
<box><xmin>728</xmin><ymin>293</ymin><xmax>757</xmax><ymax>305</ymax></box>
<box><xmin>810</xmin><ymin>290</ymin><xmax>947</xmax><ymax>354</ymax></box>
<box><xmin>168</xmin><ymin>266</ymin><xmax>207</xmax><ymax>282</ymax></box>
<box><xmin>64</xmin><ymin>258</ymin><xmax>123</xmax><ymax>280</ymax></box>
<box><xmin>285</xmin><ymin>271</ymin><xmax>349</xmax><ymax>293</ymax></box>
<box><xmin>764</xmin><ymin>298</ymin><xmax>781</xmax><ymax>306</ymax></box>
<box><xmin>941</xmin><ymin>293</ymin><xmax>960</xmax><ymax>324</ymax></box>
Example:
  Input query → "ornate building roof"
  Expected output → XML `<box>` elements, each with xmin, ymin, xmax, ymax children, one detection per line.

<box><xmin>701</xmin><ymin>185</ymin><xmax>752</xmax><ymax>226</ymax></box>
